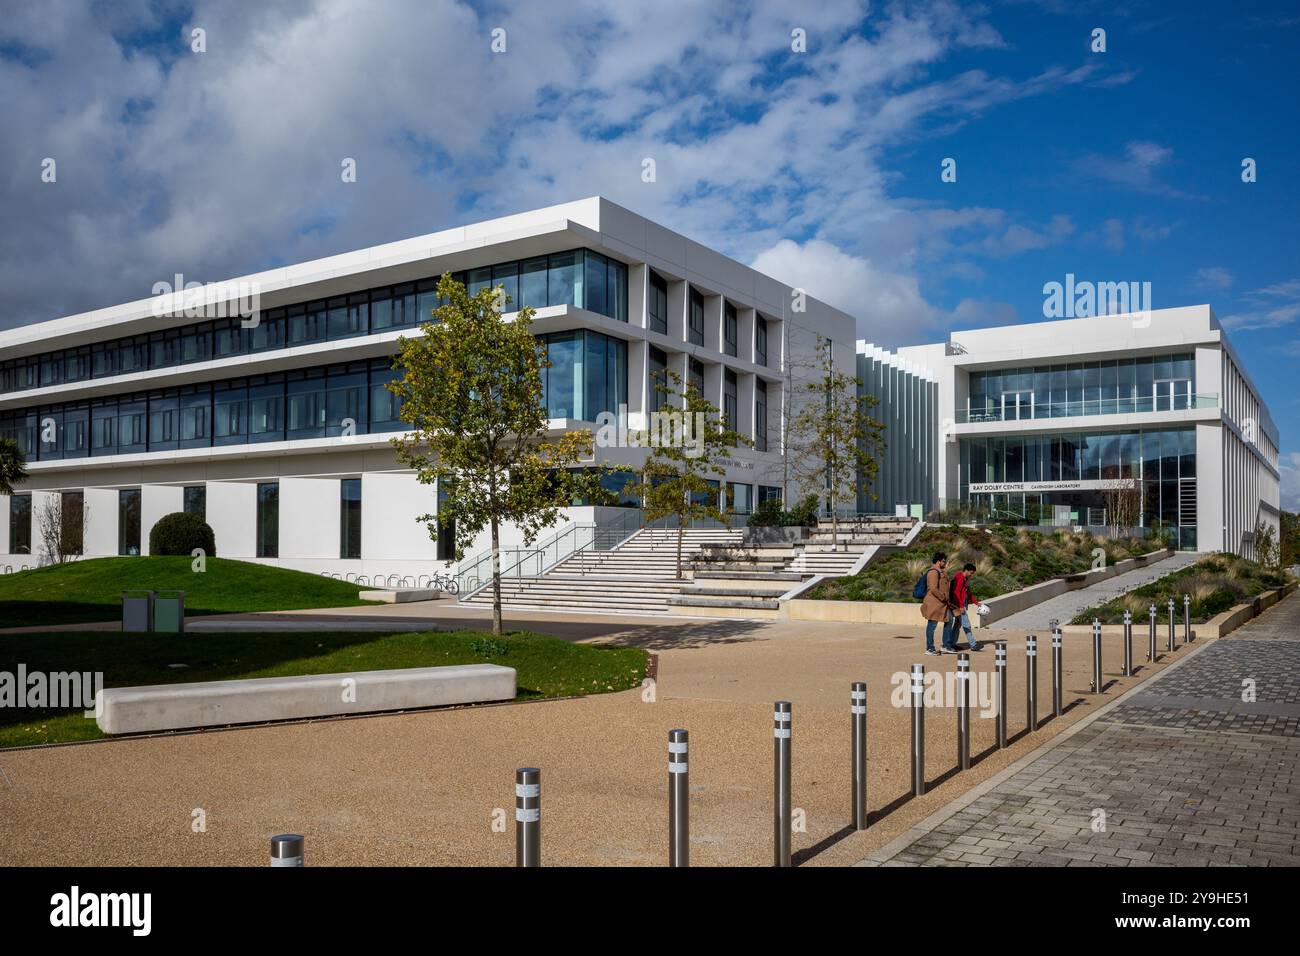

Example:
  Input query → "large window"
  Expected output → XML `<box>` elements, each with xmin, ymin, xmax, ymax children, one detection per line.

<box><xmin>539</xmin><ymin>330</ymin><xmax>627</xmax><ymax>421</ymax></box>
<box><xmin>755</xmin><ymin>316</ymin><xmax>768</xmax><ymax>366</ymax></box>
<box><xmin>689</xmin><ymin>358</ymin><xmax>705</xmax><ymax>397</ymax></box>
<box><xmin>724</xmin><ymin>302</ymin><xmax>738</xmax><ymax>357</ymax></box>
<box><xmin>8</xmin><ymin>494</ymin><xmax>31</xmax><ymax>554</ymax></box>
<box><xmin>688</xmin><ymin>288</ymin><xmax>705</xmax><ymax>346</ymax></box>
<box><xmin>648</xmin><ymin>346</ymin><xmax>668</xmax><ymax>414</ymax></box>
<box><xmin>755</xmin><ymin>378</ymin><xmax>768</xmax><ymax>452</ymax></box>
<box><xmin>723</xmin><ymin>370</ymin><xmax>738</xmax><ymax>444</ymax></box>
<box><xmin>966</xmin><ymin>353</ymin><xmax>1198</xmax><ymax>422</ymax></box>
<box><xmin>648</xmin><ymin>271</ymin><xmax>669</xmax><ymax>335</ymax></box>
<box><xmin>61</xmin><ymin>491</ymin><xmax>84</xmax><ymax>556</ymax></box>
<box><xmin>183</xmin><ymin>485</ymin><xmax>206</xmax><ymax>519</ymax></box>
<box><xmin>118</xmin><ymin>489</ymin><xmax>141</xmax><ymax>556</ymax></box>
<box><xmin>1</xmin><ymin>359</ymin><xmax>411</xmax><ymax>461</ymax></box>
<box><xmin>256</xmin><ymin>482</ymin><xmax>279</xmax><ymax>558</ymax></box>
<box><xmin>340</xmin><ymin>478</ymin><xmax>361</xmax><ymax>560</ymax></box>
<box><xmin>0</xmin><ymin>249</ymin><xmax>626</xmax><ymax>398</ymax></box>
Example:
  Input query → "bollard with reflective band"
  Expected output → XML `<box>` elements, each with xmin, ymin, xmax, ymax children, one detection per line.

<box><xmin>1051</xmin><ymin>629</ymin><xmax>1064</xmax><ymax>716</ymax></box>
<box><xmin>668</xmin><ymin>730</ymin><xmax>689</xmax><ymax>867</ymax></box>
<box><xmin>1167</xmin><ymin>598</ymin><xmax>1176</xmax><ymax>652</ymax></box>
<box><xmin>515</xmin><ymin>768</ymin><xmax>541</xmax><ymax>868</ymax></box>
<box><xmin>1184</xmin><ymin>594</ymin><xmax>1192</xmax><ymax>643</ymax></box>
<box><xmin>956</xmin><ymin>654</ymin><xmax>971</xmax><ymax>770</ymax></box>
<box><xmin>851</xmin><ymin>682</ymin><xmax>868</xmax><ymax>830</ymax></box>
<box><xmin>1025</xmin><ymin>635</ymin><xmax>1038</xmax><ymax>732</ymax></box>
<box><xmin>1149</xmin><ymin>604</ymin><xmax>1158</xmax><ymax>662</ymax></box>
<box><xmin>1122</xmin><ymin>610</ymin><xmax>1133</xmax><ymax>677</ymax></box>
<box><xmin>910</xmin><ymin>665</ymin><xmax>925</xmax><ymax>796</ymax></box>
<box><xmin>270</xmin><ymin>834</ymin><xmax>304</xmax><ymax>867</ymax></box>
<box><xmin>994</xmin><ymin>643</ymin><xmax>1008</xmax><ymax>749</ymax></box>
<box><xmin>1091</xmin><ymin>619</ymin><xmax>1104</xmax><ymax>694</ymax></box>
<box><xmin>773</xmin><ymin>701</ymin><xmax>792</xmax><ymax>867</ymax></box>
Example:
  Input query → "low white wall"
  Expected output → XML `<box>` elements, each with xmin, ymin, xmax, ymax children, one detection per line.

<box><xmin>207</xmin><ymin>481</ymin><xmax>258</xmax><ymax>559</ymax></box>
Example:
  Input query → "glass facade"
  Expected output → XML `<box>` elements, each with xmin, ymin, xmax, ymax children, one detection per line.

<box><xmin>1</xmin><ymin>357</ymin><xmax>405</xmax><ymax>462</ymax></box>
<box><xmin>755</xmin><ymin>316</ymin><xmax>768</xmax><ymax>366</ymax></box>
<box><xmin>755</xmin><ymin>378</ymin><xmax>768</xmax><ymax>452</ymax></box>
<box><xmin>959</xmin><ymin>426</ymin><xmax>1197</xmax><ymax>545</ymax></box>
<box><xmin>965</xmin><ymin>353</ymin><xmax>1199</xmax><ymax>422</ymax></box>
<box><xmin>256</xmin><ymin>482</ymin><xmax>279</xmax><ymax>558</ymax></box>
<box><xmin>0</xmin><ymin>248</ymin><xmax>627</xmax><ymax>398</ymax></box>
<box><xmin>724</xmin><ymin>302</ymin><xmax>738</xmax><ymax>357</ymax></box>
<box><xmin>538</xmin><ymin>330</ymin><xmax>627</xmax><ymax>421</ymax></box>
<box><xmin>340</xmin><ymin>478</ymin><xmax>361</xmax><ymax>560</ymax></box>
<box><xmin>723</xmin><ymin>369</ymin><xmax>738</xmax><ymax>441</ymax></box>
<box><xmin>8</xmin><ymin>494</ymin><xmax>31</xmax><ymax>554</ymax></box>
<box><xmin>648</xmin><ymin>270</ymin><xmax>669</xmax><ymax>335</ymax></box>
<box><xmin>118</xmin><ymin>488</ymin><xmax>141</xmax><ymax>556</ymax></box>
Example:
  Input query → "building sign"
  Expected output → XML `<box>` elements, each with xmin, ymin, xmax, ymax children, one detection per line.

<box><xmin>969</xmin><ymin>479</ymin><xmax>1138</xmax><ymax>494</ymax></box>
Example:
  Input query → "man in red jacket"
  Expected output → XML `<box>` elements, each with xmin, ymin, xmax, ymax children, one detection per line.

<box><xmin>951</xmin><ymin>562</ymin><xmax>983</xmax><ymax>651</ymax></box>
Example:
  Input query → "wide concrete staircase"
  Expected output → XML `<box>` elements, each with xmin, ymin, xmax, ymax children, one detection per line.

<box><xmin>788</xmin><ymin>516</ymin><xmax>917</xmax><ymax>576</ymax></box>
<box><xmin>460</xmin><ymin>527</ymin><xmax>743</xmax><ymax>615</ymax></box>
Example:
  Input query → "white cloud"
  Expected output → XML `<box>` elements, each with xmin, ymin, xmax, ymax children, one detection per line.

<box><xmin>750</xmin><ymin>238</ymin><xmax>943</xmax><ymax>345</ymax></box>
<box><xmin>1193</xmin><ymin>266</ymin><xmax>1234</xmax><ymax>290</ymax></box>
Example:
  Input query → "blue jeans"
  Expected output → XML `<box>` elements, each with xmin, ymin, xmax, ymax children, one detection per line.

<box><xmin>926</xmin><ymin>616</ymin><xmax>955</xmax><ymax>651</ymax></box>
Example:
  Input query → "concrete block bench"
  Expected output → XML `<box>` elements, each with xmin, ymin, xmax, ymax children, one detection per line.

<box><xmin>359</xmin><ymin>588</ymin><xmax>442</xmax><ymax>603</ymax></box>
<box><xmin>96</xmin><ymin>664</ymin><xmax>516</xmax><ymax>735</ymax></box>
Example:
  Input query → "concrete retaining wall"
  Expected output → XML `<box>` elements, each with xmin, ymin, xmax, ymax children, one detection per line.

<box><xmin>784</xmin><ymin>548</ymin><xmax>1174</xmax><ymax>627</ymax></box>
<box><xmin>97</xmin><ymin>663</ymin><xmax>517</xmax><ymax>735</ymax></box>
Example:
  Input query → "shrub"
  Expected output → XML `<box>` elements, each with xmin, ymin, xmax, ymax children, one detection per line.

<box><xmin>148</xmin><ymin>511</ymin><xmax>217</xmax><ymax>557</ymax></box>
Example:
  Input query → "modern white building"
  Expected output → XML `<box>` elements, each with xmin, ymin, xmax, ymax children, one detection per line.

<box><xmin>0</xmin><ymin>198</ymin><xmax>856</xmax><ymax>580</ymax></box>
<box><xmin>882</xmin><ymin>305</ymin><xmax>1281</xmax><ymax>557</ymax></box>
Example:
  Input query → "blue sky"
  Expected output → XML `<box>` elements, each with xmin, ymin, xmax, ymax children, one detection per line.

<box><xmin>1</xmin><ymin>0</ymin><xmax>1297</xmax><ymax>504</ymax></box>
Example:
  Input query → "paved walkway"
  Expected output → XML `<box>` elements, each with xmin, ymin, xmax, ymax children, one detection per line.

<box><xmin>860</xmin><ymin>591</ymin><xmax>1300</xmax><ymax>866</ymax></box>
<box><xmin>990</xmin><ymin>551</ymin><xmax>1203</xmax><ymax>631</ymax></box>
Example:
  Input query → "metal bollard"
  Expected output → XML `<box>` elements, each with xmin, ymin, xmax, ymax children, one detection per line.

<box><xmin>994</xmin><ymin>642</ymin><xmax>1008</xmax><ymax>749</ymax></box>
<box><xmin>1167</xmin><ymin>598</ymin><xmax>1176</xmax><ymax>652</ymax></box>
<box><xmin>270</xmin><ymin>834</ymin><xmax>304</xmax><ymax>867</ymax></box>
<box><xmin>668</xmin><ymin>730</ymin><xmax>689</xmax><ymax>867</ymax></box>
<box><xmin>1051</xmin><ymin>628</ymin><xmax>1063</xmax><ymax>716</ymax></box>
<box><xmin>1122</xmin><ymin>610</ymin><xmax>1133</xmax><ymax>677</ymax></box>
<box><xmin>1025</xmin><ymin>635</ymin><xmax>1038</xmax><ymax>732</ymax></box>
<box><xmin>957</xmin><ymin>654</ymin><xmax>971</xmax><ymax>770</ymax></box>
<box><xmin>851</xmin><ymin>682</ymin><xmax>868</xmax><ymax>830</ymax></box>
<box><xmin>515</xmin><ymin>767</ymin><xmax>541</xmax><ymax>867</ymax></box>
<box><xmin>910</xmin><ymin>665</ymin><xmax>926</xmax><ymax>796</ymax></box>
<box><xmin>1091</xmin><ymin>619</ymin><xmax>1103</xmax><ymax>694</ymax></box>
<box><xmin>1148</xmin><ymin>604</ymin><xmax>1158</xmax><ymax>662</ymax></box>
<box><xmin>1184</xmin><ymin>594</ymin><xmax>1192</xmax><ymax>643</ymax></box>
<box><xmin>773</xmin><ymin>701</ymin><xmax>792</xmax><ymax>867</ymax></box>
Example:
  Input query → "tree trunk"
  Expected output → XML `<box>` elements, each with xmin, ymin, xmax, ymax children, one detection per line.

<box><xmin>490</xmin><ymin>516</ymin><xmax>503</xmax><ymax>637</ymax></box>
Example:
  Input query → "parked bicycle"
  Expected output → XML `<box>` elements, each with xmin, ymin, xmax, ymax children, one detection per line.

<box><xmin>430</xmin><ymin>571</ymin><xmax>460</xmax><ymax>595</ymax></box>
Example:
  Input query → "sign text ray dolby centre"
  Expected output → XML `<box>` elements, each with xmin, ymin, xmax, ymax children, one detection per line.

<box><xmin>968</xmin><ymin>479</ymin><xmax>1139</xmax><ymax>494</ymax></box>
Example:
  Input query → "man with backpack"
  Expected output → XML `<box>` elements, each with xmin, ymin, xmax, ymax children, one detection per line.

<box><xmin>950</xmin><ymin>562</ymin><xmax>984</xmax><ymax>652</ymax></box>
<box><xmin>916</xmin><ymin>551</ymin><xmax>958</xmax><ymax>655</ymax></box>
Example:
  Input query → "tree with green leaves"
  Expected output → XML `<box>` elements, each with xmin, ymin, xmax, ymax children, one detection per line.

<box><xmin>786</xmin><ymin>335</ymin><xmax>885</xmax><ymax>551</ymax></box>
<box><xmin>631</xmin><ymin>370</ymin><xmax>751</xmax><ymax>579</ymax></box>
<box><xmin>388</xmin><ymin>273</ymin><xmax>607</xmax><ymax>636</ymax></box>
<box><xmin>0</xmin><ymin>437</ymin><xmax>28</xmax><ymax>497</ymax></box>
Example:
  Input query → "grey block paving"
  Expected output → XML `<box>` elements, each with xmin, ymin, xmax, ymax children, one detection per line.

<box><xmin>865</xmin><ymin>592</ymin><xmax>1300</xmax><ymax>867</ymax></box>
<box><xmin>992</xmin><ymin>551</ymin><xmax>1202</xmax><ymax>632</ymax></box>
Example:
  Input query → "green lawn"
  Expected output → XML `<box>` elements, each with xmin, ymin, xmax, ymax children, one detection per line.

<box><xmin>808</xmin><ymin>525</ymin><xmax>1162</xmax><ymax>603</ymax></box>
<box><xmin>0</xmin><ymin>628</ymin><xmax>649</xmax><ymax>748</ymax></box>
<box><xmin>1070</xmin><ymin>555</ymin><xmax>1288</xmax><ymax>625</ymax></box>
<box><xmin>0</xmin><ymin>556</ymin><xmax>372</xmax><ymax>628</ymax></box>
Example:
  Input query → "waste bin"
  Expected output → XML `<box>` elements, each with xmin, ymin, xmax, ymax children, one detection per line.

<box><xmin>122</xmin><ymin>590</ymin><xmax>155</xmax><ymax>633</ymax></box>
<box><xmin>154</xmin><ymin>590</ymin><xmax>186</xmax><ymax>633</ymax></box>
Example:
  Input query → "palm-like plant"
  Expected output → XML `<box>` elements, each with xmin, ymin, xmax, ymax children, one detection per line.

<box><xmin>0</xmin><ymin>437</ymin><xmax>29</xmax><ymax>496</ymax></box>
